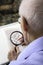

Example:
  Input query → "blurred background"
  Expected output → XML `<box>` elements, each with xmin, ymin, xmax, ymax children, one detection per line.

<box><xmin>0</xmin><ymin>0</ymin><xmax>21</xmax><ymax>26</ymax></box>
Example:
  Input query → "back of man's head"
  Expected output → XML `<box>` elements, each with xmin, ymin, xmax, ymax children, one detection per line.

<box><xmin>19</xmin><ymin>0</ymin><xmax>43</xmax><ymax>35</ymax></box>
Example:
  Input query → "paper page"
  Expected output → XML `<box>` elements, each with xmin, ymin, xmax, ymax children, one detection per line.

<box><xmin>0</xmin><ymin>22</ymin><xmax>22</xmax><ymax>64</ymax></box>
<box><xmin>0</xmin><ymin>30</ymin><xmax>10</xmax><ymax>64</ymax></box>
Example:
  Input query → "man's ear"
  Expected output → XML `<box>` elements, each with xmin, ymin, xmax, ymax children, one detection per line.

<box><xmin>22</xmin><ymin>17</ymin><xmax>28</xmax><ymax>31</ymax></box>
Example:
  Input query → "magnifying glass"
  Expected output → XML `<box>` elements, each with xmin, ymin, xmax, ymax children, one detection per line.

<box><xmin>10</xmin><ymin>31</ymin><xmax>24</xmax><ymax>46</ymax></box>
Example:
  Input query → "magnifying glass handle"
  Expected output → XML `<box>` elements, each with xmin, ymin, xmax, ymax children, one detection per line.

<box><xmin>14</xmin><ymin>46</ymin><xmax>21</xmax><ymax>54</ymax></box>
<box><xmin>15</xmin><ymin>46</ymin><xmax>17</xmax><ymax>52</ymax></box>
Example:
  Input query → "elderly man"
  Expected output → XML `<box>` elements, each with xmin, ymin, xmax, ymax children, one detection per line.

<box><xmin>9</xmin><ymin>0</ymin><xmax>43</xmax><ymax>65</ymax></box>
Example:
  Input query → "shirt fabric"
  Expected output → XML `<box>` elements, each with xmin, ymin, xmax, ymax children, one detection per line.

<box><xmin>9</xmin><ymin>36</ymin><xmax>43</xmax><ymax>65</ymax></box>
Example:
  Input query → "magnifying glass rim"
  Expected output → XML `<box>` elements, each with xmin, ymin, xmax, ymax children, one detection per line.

<box><xmin>10</xmin><ymin>31</ymin><xmax>24</xmax><ymax>46</ymax></box>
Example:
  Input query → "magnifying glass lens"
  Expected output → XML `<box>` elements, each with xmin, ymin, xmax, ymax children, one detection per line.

<box><xmin>10</xmin><ymin>31</ymin><xmax>24</xmax><ymax>46</ymax></box>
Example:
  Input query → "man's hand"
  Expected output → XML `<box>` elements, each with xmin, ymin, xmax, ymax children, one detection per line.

<box><xmin>8</xmin><ymin>46</ymin><xmax>20</xmax><ymax>61</ymax></box>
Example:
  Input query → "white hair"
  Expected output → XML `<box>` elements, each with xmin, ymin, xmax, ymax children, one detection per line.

<box><xmin>19</xmin><ymin>0</ymin><xmax>43</xmax><ymax>34</ymax></box>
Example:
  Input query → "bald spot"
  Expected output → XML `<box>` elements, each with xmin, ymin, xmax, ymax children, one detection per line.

<box><xmin>19</xmin><ymin>0</ymin><xmax>43</xmax><ymax>35</ymax></box>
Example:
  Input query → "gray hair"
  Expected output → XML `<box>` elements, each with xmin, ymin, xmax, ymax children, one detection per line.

<box><xmin>19</xmin><ymin>0</ymin><xmax>43</xmax><ymax>35</ymax></box>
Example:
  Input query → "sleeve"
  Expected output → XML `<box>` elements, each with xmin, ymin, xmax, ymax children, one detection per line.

<box><xmin>9</xmin><ymin>51</ymin><xmax>43</xmax><ymax>65</ymax></box>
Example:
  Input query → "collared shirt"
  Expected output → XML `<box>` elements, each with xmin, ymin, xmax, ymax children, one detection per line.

<box><xmin>9</xmin><ymin>36</ymin><xmax>43</xmax><ymax>65</ymax></box>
